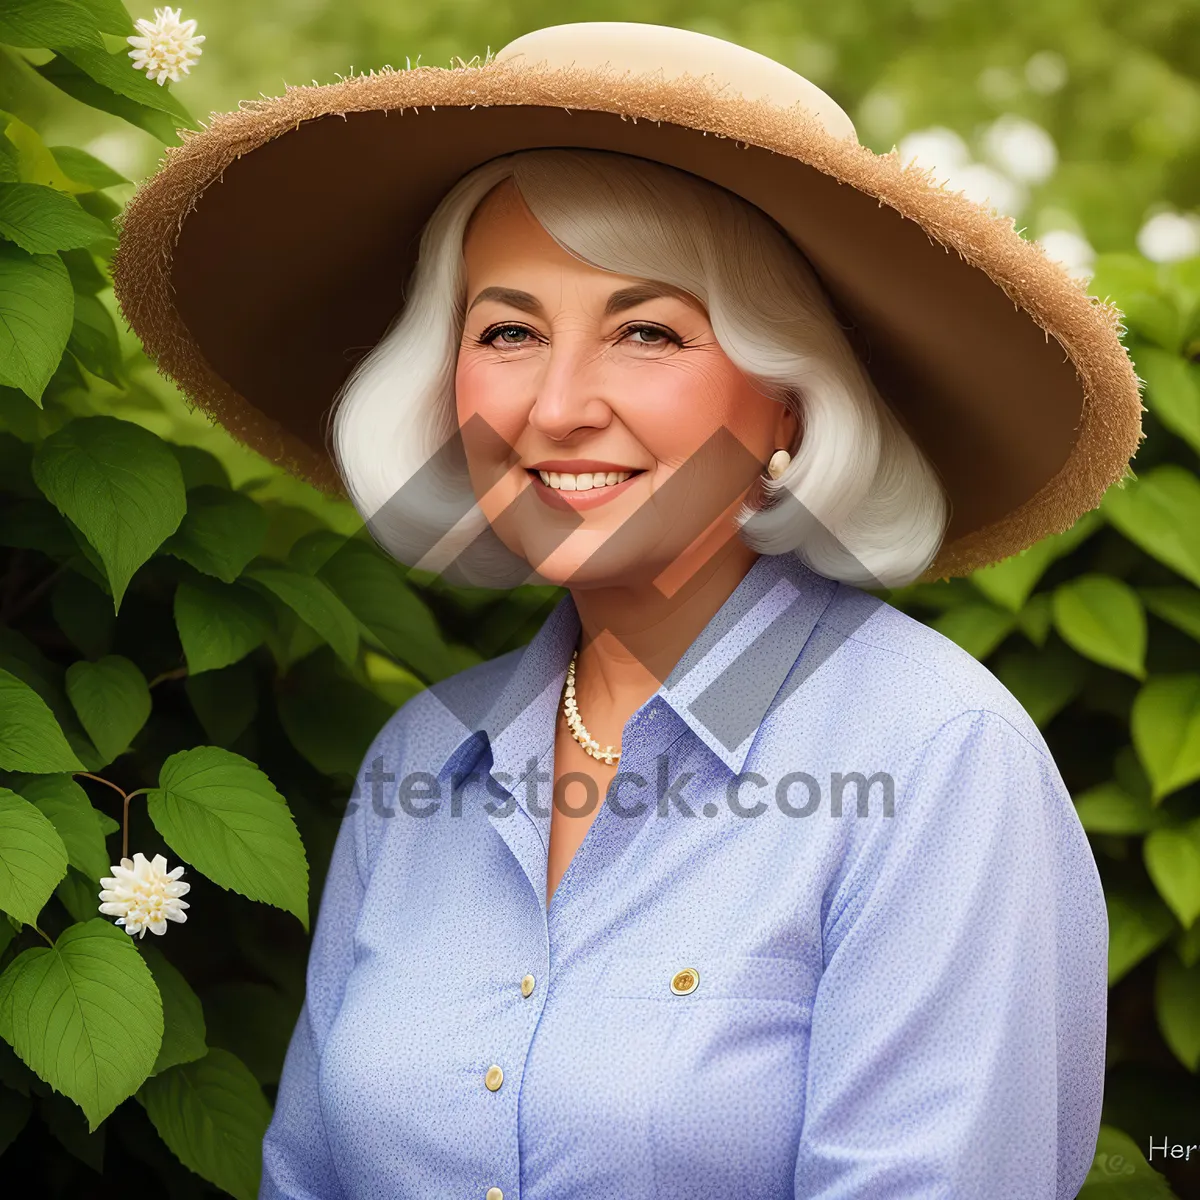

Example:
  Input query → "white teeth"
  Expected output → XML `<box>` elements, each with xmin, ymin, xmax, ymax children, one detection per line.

<box><xmin>536</xmin><ymin>470</ymin><xmax>634</xmax><ymax>491</ymax></box>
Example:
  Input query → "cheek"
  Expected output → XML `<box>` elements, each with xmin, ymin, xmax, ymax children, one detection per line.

<box><xmin>454</xmin><ymin>356</ymin><xmax>529</xmax><ymax>446</ymax></box>
<box><xmin>622</xmin><ymin>358</ymin><xmax>770</xmax><ymax>462</ymax></box>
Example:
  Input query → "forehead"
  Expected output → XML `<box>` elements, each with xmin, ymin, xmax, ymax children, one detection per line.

<box><xmin>460</xmin><ymin>179</ymin><xmax>706</xmax><ymax>317</ymax></box>
<box><xmin>462</xmin><ymin>180</ymin><xmax>564</xmax><ymax>266</ymax></box>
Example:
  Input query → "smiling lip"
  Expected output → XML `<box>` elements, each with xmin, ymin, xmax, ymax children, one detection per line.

<box><xmin>526</xmin><ymin>465</ymin><xmax>645</xmax><ymax>511</ymax></box>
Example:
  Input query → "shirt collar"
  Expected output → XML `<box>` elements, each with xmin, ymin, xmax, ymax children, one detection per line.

<box><xmin>435</xmin><ymin>553</ymin><xmax>839</xmax><ymax>791</ymax></box>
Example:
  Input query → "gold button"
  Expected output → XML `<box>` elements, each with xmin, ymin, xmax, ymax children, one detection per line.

<box><xmin>520</xmin><ymin>974</ymin><xmax>535</xmax><ymax>997</ymax></box>
<box><xmin>670</xmin><ymin>967</ymin><xmax>699</xmax><ymax>995</ymax></box>
<box><xmin>484</xmin><ymin>1064</ymin><xmax>504</xmax><ymax>1091</ymax></box>
<box><xmin>486</xmin><ymin>1189</ymin><xmax>504</xmax><ymax>1200</ymax></box>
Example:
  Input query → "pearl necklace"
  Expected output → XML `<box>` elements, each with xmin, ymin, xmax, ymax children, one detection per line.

<box><xmin>562</xmin><ymin>650</ymin><xmax>621</xmax><ymax>766</ymax></box>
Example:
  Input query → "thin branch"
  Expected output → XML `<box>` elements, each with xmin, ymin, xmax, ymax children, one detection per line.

<box><xmin>149</xmin><ymin>666</ymin><xmax>188</xmax><ymax>688</ymax></box>
<box><xmin>74</xmin><ymin>772</ymin><xmax>126</xmax><ymax>799</ymax></box>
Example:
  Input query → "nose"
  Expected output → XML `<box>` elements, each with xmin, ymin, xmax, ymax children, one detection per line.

<box><xmin>526</xmin><ymin>338</ymin><xmax>613</xmax><ymax>441</ymax></box>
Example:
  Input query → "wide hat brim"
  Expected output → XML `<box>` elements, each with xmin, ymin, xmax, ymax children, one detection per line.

<box><xmin>110</xmin><ymin>22</ymin><xmax>1143</xmax><ymax>581</ymax></box>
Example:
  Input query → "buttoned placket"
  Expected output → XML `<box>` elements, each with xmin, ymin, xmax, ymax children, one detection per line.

<box><xmin>465</xmin><ymin>697</ymin><xmax>685</xmax><ymax>1200</ymax></box>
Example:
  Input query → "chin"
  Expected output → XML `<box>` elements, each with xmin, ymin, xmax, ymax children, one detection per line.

<box><xmin>517</xmin><ymin>539</ymin><xmax>657</xmax><ymax>590</ymax></box>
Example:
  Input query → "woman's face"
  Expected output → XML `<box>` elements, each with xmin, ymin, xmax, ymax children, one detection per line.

<box><xmin>455</xmin><ymin>180</ymin><xmax>799</xmax><ymax>591</ymax></box>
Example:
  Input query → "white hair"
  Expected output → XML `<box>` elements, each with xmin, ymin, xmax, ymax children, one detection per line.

<box><xmin>329</xmin><ymin>148</ymin><xmax>948</xmax><ymax>589</ymax></box>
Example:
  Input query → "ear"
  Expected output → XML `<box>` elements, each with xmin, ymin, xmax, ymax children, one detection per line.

<box><xmin>775</xmin><ymin>393</ymin><xmax>802</xmax><ymax>452</ymax></box>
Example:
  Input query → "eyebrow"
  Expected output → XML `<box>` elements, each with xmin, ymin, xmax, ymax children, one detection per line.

<box><xmin>466</xmin><ymin>281</ymin><xmax>702</xmax><ymax>318</ymax></box>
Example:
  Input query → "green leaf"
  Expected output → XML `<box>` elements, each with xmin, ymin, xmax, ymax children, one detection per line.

<box><xmin>1015</xmin><ymin>592</ymin><xmax>1053</xmax><ymax>648</ymax></box>
<box><xmin>33</xmin><ymin>56</ymin><xmax>189</xmax><ymax>145</ymax></box>
<box><xmin>65</xmin><ymin>655</ymin><xmax>151</xmax><ymax>766</ymax></box>
<box><xmin>174</xmin><ymin>576</ymin><xmax>272</xmax><ymax>674</ymax></box>
<box><xmin>0</xmin><ymin>497</ymin><xmax>77</xmax><ymax>557</ymax></box>
<box><xmin>0</xmin><ymin>667</ymin><xmax>84</xmax><ymax>773</ymax></box>
<box><xmin>164</xmin><ymin>487</ymin><xmax>269</xmax><ymax>583</ymax></box>
<box><xmin>18</xmin><ymin>774</ymin><xmax>110</xmax><ymax>882</ymax></box>
<box><xmin>1107</xmin><ymin>887</ymin><xmax>1176</xmax><ymax>986</ymax></box>
<box><xmin>1139</xmin><ymin>346</ymin><xmax>1200</xmax><ymax>457</ymax></box>
<box><xmin>171</xmin><ymin>444</ymin><xmax>231</xmax><ymax>491</ymax></box>
<box><xmin>244</xmin><ymin>563</ymin><xmax>359</xmax><ymax>667</ymax></box>
<box><xmin>317</xmin><ymin>539</ymin><xmax>456</xmax><ymax>680</ymax></box>
<box><xmin>184</xmin><ymin>663</ymin><xmax>258</xmax><ymax>748</ymax></box>
<box><xmin>969</xmin><ymin>510</ymin><xmax>1101</xmax><ymax>612</ymax></box>
<box><xmin>1052</xmin><ymin>575</ymin><xmax>1146</xmax><ymax>679</ymax></box>
<box><xmin>1141</xmin><ymin>586</ymin><xmax>1200</xmax><ymax>645</ymax></box>
<box><xmin>148</xmin><ymin>747</ymin><xmax>309</xmax><ymax>928</ymax></box>
<box><xmin>32</xmin><ymin>416</ymin><xmax>186</xmax><ymax>610</ymax></box>
<box><xmin>73</xmin><ymin>0</ymin><xmax>136</xmax><ymax>37</ymax></box>
<box><xmin>0</xmin><ymin>0</ymin><xmax>105</xmax><ymax>51</ymax></box>
<box><xmin>59</xmin><ymin>245</ymin><xmax>108</xmax><ymax>294</ymax></box>
<box><xmin>0</xmin><ymin>919</ymin><xmax>162</xmax><ymax>1129</ymax></box>
<box><xmin>47</xmin><ymin>146</ymin><xmax>128</xmax><ymax>191</ymax></box>
<box><xmin>140</xmin><ymin>1048</ymin><xmax>271</xmax><ymax>1200</ymax></box>
<box><xmin>0</xmin><ymin>110</ymin><xmax>79</xmax><ymax>192</ymax></box>
<box><xmin>993</xmin><ymin>640</ymin><xmax>1086</xmax><ymax>727</ymax></box>
<box><xmin>1073</xmin><ymin>781</ymin><xmax>1166</xmax><ymax>836</ymax></box>
<box><xmin>929</xmin><ymin>603</ymin><xmax>1016</xmax><ymax>660</ymax></box>
<box><xmin>202</xmin><ymin>981</ymin><xmax>297</xmax><ymax>1086</ymax></box>
<box><xmin>1156</xmin><ymin>954</ymin><xmax>1200</xmax><ymax>1072</ymax></box>
<box><xmin>56</xmin><ymin>865</ymin><xmax>99</xmax><ymax>924</ymax></box>
<box><xmin>0</xmin><ymin>183</ymin><xmax>114</xmax><ymax>254</ymax></box>
<box><xmin>1144</xmin><ymin>824</ymin><xmax>1200</xmax><ymax>928</ymax></box>
<box><xmin>0</xmin><ymin>241</ymin><xmax>73</xmax><ymax>404</ymax></box>
<box><xmin>67</xmin><ymin>291</ymin><xmax>121</xmax><ymax>385</ymax></box>
<box><xmin>1132</xmin><ymin>674</ymin><xmax>1200</xmax><ymax>802</ymax></box>
<box><xmin>1091</xmin><ymin>252</ymin><xmax>1185</xmax><ymax>352</ymax></box>
<box><xmin>0</xmin><ymin>787</ymin><xmax>68</xmax><ymax>925</ymax></box>
<box><xmin>57</xmin><ymin>43</ymin><xmax>196</xmax><ymax>121</ymax></box>
<box><xmin>276</xmin><ymin>651</ymin><xmax>394</xmax><ymax>779</ymax></box>
<box><xmin>1103</xmin><ymin>465</ymin><xmax>1200</xmax><ymax>588</ymax></box>
<box><xmin>51</xmin><ymin>572</ymin><xmax>114</xmax><ymax>659</ymax></box>
<box><xmin>140</xmin><ymin>944</ymin><xmax>206</xmax><ymax>1076</ymax></box>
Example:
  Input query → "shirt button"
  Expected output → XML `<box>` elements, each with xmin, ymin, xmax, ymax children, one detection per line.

<box><xmin>670</xmin><ymin>967</ymin><xmax>699</xmax><ymax>995</ymax></box>
<box><xmin>486</xmin><ymin>1189</ymin><xmax>504</xmax><ymax>1200</ymax></box>
<box><xmin>520</xmin><ymin>973</ymin><xmax>535</xmax><ymax>997</ymax></box>
<box><xmin>484</xmin><ymin>1064</ymin><xmax>504</xmax><ymax>1091</ymax></box>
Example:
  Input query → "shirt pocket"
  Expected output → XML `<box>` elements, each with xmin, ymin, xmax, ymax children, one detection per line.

<box><xmin>597</xmin><ymin>953</ymin><xmax>820</xmax><ymax>1200</ymax></box>
<box><xmin>598</xmin><ymin>951</ymin><xmax>818</xmax><ymax>1009</ymax></box>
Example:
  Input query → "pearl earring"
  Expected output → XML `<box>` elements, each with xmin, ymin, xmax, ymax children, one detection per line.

<box><xmin>767</xmin><ymin>449</ymin><xmax>792</xmax><ymax>480</ymax></box>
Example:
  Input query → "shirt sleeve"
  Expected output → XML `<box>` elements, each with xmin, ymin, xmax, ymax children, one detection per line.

<box><xmin>793</xmin><ymin>708</ymin><xmax>1108</xmax><ymax>1200</ymax></box>
<box><xmin>260</xmin><ymin>740</ymin><xmax>380</xmax><ymax>1200</ymax></box>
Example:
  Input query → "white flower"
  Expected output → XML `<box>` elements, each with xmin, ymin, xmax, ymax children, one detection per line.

<box><xmin>1037</xmin><ymin>229</ymin><xmax>1096</xmax><ymax>279</ymax></box>
<box><xmin>1137</xmin><ymin>211</ymin><xmax>1200</xmax><ymax>264</ymax></box>
<box><xmin>99</xmin><ymin>853</ymin><xmax>190</xmax><ymax>938</ymax></box>
<box><xmin>1025</xmin><ymin>51</ymin><xmax>1068</xmax><ymax>96</ymax></box>
<box><xmin>127</xmin><ymin>6</ymin><xmax>205</xmax><ymax>86</ymax></box>
<box><xmin>897</xmin><ymin>126</ymin><xmax>971</xmax><ymax>177</ymax></box>
<box><xmin>982</xmin><ymin>115</ymin><xmax>1058</xmax><ymax>185</ymax></box>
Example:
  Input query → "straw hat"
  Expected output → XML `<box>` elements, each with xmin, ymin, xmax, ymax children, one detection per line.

<box><xmin>110</xmin><ymin>21</ymin><xmax>1143</xmax><ymax>581</ymax></box>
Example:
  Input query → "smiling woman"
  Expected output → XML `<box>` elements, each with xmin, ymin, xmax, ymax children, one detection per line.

<box><xmin>329</xmin><ymin>148</ymin><xmax>949</xmax><ymax>592</ymax></box>
<box><xmin>110</xmin><ymin>21</ymin><xmax>1139</xmax><ymax>1200</ymax></box>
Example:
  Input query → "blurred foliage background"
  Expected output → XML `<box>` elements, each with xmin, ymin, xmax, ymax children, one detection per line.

<box><xmin>2</xmin><ymin>0</ymin><xmax>1200</xmax><ymax>1197</ymax></box>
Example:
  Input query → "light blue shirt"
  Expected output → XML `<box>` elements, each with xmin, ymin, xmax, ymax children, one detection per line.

<box><xmin>261</xmin><ymin>551</ymin><xmax>1107</xmax><ymax>1200</ymax></box>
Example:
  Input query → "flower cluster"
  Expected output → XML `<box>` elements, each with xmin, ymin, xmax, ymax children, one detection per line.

<box><xmin>98</xmin><ymin>853</ymin><xmax>190</xmax><ymax>938</ymax></box>
<box><xmin>127</xmin><ymin>7</ymin><xmax>205</xmax><ymax>85</ymax></box>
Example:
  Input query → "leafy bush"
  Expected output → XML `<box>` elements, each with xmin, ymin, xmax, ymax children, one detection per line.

<box><xmin>0</xmin><ymin>3</ymin><xmax>1195</xmax><ymax>1197</ymax></box>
